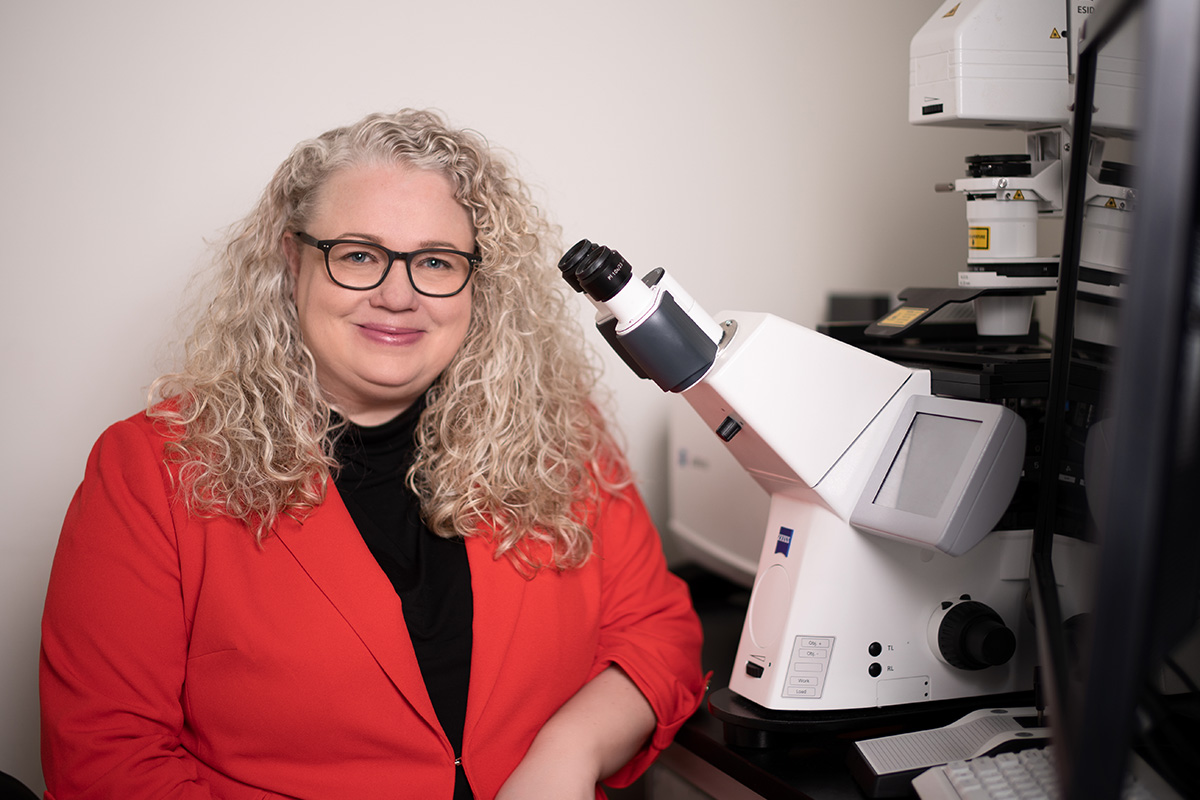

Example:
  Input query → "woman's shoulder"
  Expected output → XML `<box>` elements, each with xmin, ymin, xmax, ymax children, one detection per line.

<box><xmin>89</xmin><ymin>400</ymin><xmax>184</xmax><ymax>461</ymax></box>
<box><xmin>68</xmin><ymin>405</ymin><xmax>187</xmax><ymax>522</ymax></box>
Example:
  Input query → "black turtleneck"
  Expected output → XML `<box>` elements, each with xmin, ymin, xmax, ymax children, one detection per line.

<box><xmin>332</xmin><ymin>400</ymin><xmax>473</xmax><ymax>797</ymax></box>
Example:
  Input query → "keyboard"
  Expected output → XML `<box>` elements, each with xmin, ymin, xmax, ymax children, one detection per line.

<box><xmin>911</xmin><ymin>746</ymin><xmax>1182</xmax><ymax>800</ymax></box>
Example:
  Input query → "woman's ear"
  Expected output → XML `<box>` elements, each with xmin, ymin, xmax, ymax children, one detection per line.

<box><xmin>282</xmin><ymin>231</ymin><xmax>301</xmax><ymax>281</ymax></box>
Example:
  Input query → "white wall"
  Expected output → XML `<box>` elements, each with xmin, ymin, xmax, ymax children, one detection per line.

<box><xmin>0</xmin><ymin>0</ymin><xmax>1019</xmax><ymax>792</ymax></box>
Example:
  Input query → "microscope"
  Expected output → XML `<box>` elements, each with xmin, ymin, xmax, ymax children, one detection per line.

<box><xmin>559</xmin><ymin>240</ymin><xmax>1032</xmax><ymax>732</ymax></box>
<box><xmin>558</xmin><ymin>0</ymin><xmax>1142</xmax><ymax>737</ymax></box>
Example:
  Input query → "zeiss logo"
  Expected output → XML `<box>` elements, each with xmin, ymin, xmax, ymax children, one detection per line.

<box><xmin>774</xmin><ymin>527</ymin><xmax>794</xmax><ymax>557</ymax></box>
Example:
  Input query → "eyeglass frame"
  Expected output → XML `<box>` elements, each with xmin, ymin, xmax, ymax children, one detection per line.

<box><xmin>292</xmin><ymin>231</ymin><xmax>480</xmax><ymax>297</ymax></box>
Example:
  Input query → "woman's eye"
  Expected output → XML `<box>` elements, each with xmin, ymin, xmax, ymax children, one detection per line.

<box><xmin>415</xmin><ymin>253</ymin><xmax>462</xmax><ymax>272</ymax></box>
<box><xmin>330</xmin><ymin>245</ymin><xmax>383</xmax><ymax>267</ymax></box>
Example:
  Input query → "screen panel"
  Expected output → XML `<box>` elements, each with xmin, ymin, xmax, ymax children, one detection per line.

<box><xmin>851</xmin><ymin>394</ymin><xmax>1024</xmax><ymax>556</ymax></box>
<box><xmin>875</xmin><ymin>414</ymin><xmax>983</xmax><ymax>518</ymax></box>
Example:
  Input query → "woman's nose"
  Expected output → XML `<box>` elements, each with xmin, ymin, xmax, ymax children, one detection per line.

<box><xmin>370</xmin><ymin>262</ymin><xmax>419</xmax><ymax>310</ymax></box>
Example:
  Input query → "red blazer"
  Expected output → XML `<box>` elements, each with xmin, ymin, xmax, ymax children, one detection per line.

<box><xmin>41</xmin><ymin>412</ymin><xmax>707</xmax><ymax>799</ymax></box>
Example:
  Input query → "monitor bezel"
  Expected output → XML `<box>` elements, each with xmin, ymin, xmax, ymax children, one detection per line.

<box><xmin>1031</xmin><ymin>1</ymin><xmax>1200</xmax><ymax>797</ymax></box>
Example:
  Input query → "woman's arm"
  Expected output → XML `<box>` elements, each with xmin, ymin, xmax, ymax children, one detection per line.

<box><xmin>496</xmin><ymin>480</ymin><xmax>707</xmax><ymax>798</ymax></box>
<box><xmin>495</xmin><ymin>665</ymin><xmax>655</xmax><ymax>800</ymax></box>
<box><xmin>40</xmin><ymin>418</ymin><xmax>214</xmax><ymax>799</ymax></box>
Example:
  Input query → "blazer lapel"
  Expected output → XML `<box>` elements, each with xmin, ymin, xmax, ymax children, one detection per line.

<box><xmin>463</xmin><ymin>536</ymin><xmax>528</xmax><ymax>732</ymax></box>
<box><xmin>273</xmin><ymin>485</ymin><xmax>442</xmax><ymax>732</ymax></box>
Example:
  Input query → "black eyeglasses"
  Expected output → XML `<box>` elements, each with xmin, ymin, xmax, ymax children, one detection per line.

<box><xmin>293</xmin><ymin>231</ymin><xmax>478</xmax><ymax>297</ymax></box>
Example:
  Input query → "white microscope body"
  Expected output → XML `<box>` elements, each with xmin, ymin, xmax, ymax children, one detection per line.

<box><xmin>681</xmin><ymin>314</ymin><xmax>1033</xmax><ymax>714</ymax></box>
<box><xmin>559</xmin><ymin>241</ymin><xmax>1032</xmax><ymax>717</ymax></box>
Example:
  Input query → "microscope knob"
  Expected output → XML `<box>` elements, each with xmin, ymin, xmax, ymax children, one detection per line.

<box><xmin>936</xmin><ymin>601</ymin><xmax>1016</xmax><ymax>670</ymax></box>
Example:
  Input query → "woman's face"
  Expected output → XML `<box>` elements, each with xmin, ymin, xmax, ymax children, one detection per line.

<box><xmin>284</xmin><ymin>163</ymin><xmax>475</xmax><ymax>426</ymax></box>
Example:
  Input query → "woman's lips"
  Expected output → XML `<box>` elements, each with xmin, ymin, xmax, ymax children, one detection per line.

<box><xmin>356</xmin><ymin>322</ymin><xmax>424</xmax><ymax>345</ymax></box>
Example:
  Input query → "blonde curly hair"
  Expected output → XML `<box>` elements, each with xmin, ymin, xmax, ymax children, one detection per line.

<box><xmin>151</xmin><ymin>109</ymin><xmax>629</xmax><ymax>569</ymax></box>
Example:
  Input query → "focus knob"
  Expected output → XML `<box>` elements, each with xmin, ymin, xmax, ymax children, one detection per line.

<box><xmin>934</xmin><ymin>600</ymin><xmax>1016</xmax><ymax>670</ymax></box>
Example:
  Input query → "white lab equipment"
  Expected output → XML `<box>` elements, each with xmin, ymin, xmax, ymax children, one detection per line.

<box><xmin>901</xmin><ymin>0</ymin><xmax>1140</xmax><ymax>340</ymax></box>
<box><xmin>559</xmin><ymin>241</ymin><xmax>1033</xmax><ymax>722</ymax></box>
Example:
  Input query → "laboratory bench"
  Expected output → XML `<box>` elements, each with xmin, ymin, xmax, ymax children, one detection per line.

<box><xmin>650</xmin><ymin>565</ymin><xmax>1014</xmax><ymax>800</ymax></box>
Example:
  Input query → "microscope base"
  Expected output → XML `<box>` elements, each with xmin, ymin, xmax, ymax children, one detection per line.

<box><xmin>708</xmin><ymin>686</ymin><xmax>1035</xmax><ymax>748</ymax></box>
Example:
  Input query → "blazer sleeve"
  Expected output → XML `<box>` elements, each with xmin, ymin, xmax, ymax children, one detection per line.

<box><xmin>40</xmin><ymin>417</ymin><xmax>215</xmax><ymax>799</ymax></box>
<box><xmin>588</xmin><ymin>482</ymin><xmax>709</xmax><ymax>789</ymax></box>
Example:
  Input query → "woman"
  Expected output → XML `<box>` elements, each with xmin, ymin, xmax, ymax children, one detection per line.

<box><xmin>40</xmin><ymin>109</ymin><xmax>706</xmax><ymax>800</ymax></box>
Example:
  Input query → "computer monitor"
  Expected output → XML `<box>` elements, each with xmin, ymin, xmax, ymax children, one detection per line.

<box><xmin>850</xmin><ymin>394</ymin><xmax>1025</xmax><ymax>556</ymax></box>
<box><xmin>1030</xmin><ymin>1</ymin><xmax>1200</xmax><ymax>798</ymax></box>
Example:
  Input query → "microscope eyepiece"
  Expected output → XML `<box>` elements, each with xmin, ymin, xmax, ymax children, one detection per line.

<box><xmin>558</xmin><ymin>239</ymin><xmax>597</xmax><ymax>294</ymax></box>
<box><xmin>567</xmin><ymin>240</ymin><xmax>633</xmax><ymax>303</ymax></box>
<box><xmin>556</xmin><ymin>237</ymin><xmax>721</xmax><ymax>392</ymax></box>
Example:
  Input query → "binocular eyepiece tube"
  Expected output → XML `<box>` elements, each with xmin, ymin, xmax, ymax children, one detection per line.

<box><xmin>557</xmin><ymin>238</ymin><xmax>722</xmax><ymax>393</ymax></box>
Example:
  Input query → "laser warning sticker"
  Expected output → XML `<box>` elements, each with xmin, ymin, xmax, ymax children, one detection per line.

<box><xmin>969</xmin><ymin>226</ymin><xmax>991</xmax><ymax>249</ymax></box>
<box><xmin>877</xmin><ymin>307</ymin><xmax>928</xmax><ymax>328</ymax></box>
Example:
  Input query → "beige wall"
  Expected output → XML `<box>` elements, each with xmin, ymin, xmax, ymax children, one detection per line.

<box><xmin>0</xmin><ymin>1</ymin><xmax>1020</xmax><ymax>792</ymax></box>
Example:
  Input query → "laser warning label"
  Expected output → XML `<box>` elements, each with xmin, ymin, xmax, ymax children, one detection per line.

<box><xmin>877</xmin><ymin>307</ymin><xmax>928</xmax><ymax>328</ymax></box>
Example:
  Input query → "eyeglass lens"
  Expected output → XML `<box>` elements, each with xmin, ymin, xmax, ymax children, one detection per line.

<box><xmin>326</xmin><ymin>241</ymin><xmax>471</xmax><ymax>295</ymax></box>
